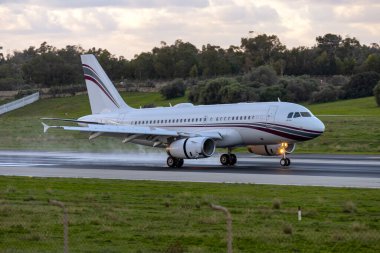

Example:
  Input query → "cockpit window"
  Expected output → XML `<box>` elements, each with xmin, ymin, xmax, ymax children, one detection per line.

<box><xmin>287</xmin><ymin>112</ymin><xmax>293</xmax><ymax>118</ymax></box>
<box><xmin>300</xmin><ymin>112</ymin><xmax>311</xmax><ymax>117</ymax></box>
<box><xmin>293</xmin><ymin>112</ymin><xmax>301</xmax><ymax>118</ymax></box>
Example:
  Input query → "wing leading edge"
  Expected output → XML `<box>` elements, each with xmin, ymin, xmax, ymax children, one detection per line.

<box><xmin>41</xmin><ymin>120</ymin><xmax>223</xmax><ymax>143</ymax></box>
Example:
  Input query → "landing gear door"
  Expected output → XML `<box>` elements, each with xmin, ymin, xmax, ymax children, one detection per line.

<box><xmin>266</xmin><ymin>105</ymin><xmax>278</xmax><ymax>127</ymax></box>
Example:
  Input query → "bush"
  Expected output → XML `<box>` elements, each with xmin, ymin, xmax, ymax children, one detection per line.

<box><xmin>188</xmin><ymin>77</ymin><xmax>259</xmax><ymax>104</ymax></box>
<box><xmin>259</xmin><ymin>85</ymin><xmax>285</xmax><ymax>102</ymax></box>
<box><xmin>282</xmin><ymin>224</ymin><xmax>293</xmax><ymax>235</ymax></box>
<box><xmin>311</xmin><ymin>85</ymin><xmax>339</xmax><ymax>103</ymax></box>
<box><xmin>374</xmin><ymin>81</ymin><xmax>380</xmax><ymax>106</ymax></box>
<box><xmin>14</xmin><ymin>89</ymin><xmax>36</xmax><ymax>99</ymax></box>
<box><xmin>344</xmin><ymin>71</ymin><xmax>380</xmax><ymax>99</ymax></box>
<box><xmin>0</xmin><ymin>78</ymin><xmax>23</xmax><ymax>91</ymax></box>
<box><xmin>279</xmin><ymin>76</ymin><xmax>318</xmax><ymax>102</ymax></box>
<box><xmin>159</xmin><ymin>79</ymin><xmax>185</xmax><ymax>99</ymax></box>
<box><xmin>49</xmin><ymin>84</ymin><xmax>86</xmax><ymax>97</ymax></box>
<box><xmin>330</xmin><ymin>75</ymin><xmax>349</xmax><ymax>87</ymax></box>
<box><xmin>243</xmin><ymin>65</ymin><xmax>278</xmax><ymax>86</ymax></box>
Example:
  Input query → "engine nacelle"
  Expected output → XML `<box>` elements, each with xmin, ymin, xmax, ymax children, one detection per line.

<box><xmin>247</xmin><ymin>143</ymin><xmax>296</xmax><ymax>156</ymax></box>
<box><xmin>167</xmin><ymin>137</ymin><xmax>215</xmax><ymax>159</ymax></box>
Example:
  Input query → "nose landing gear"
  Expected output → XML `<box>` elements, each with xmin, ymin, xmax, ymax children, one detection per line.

<box><xmin>280</xmin><ymin>157</ymin><xmax>291</xmax><ymax>166</ymax></box>
<box><xmin>279</xmin><ymin>142</ymin><xmax>291</xmax><ymax>167</ymax></box>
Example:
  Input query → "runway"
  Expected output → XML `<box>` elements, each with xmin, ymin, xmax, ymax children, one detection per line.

<box><xmin>0</xmin><ymin>151</ymin><xmax>380</xmax><ymax>188</ymax></box>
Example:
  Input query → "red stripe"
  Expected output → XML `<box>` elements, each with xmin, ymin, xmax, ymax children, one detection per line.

<box><xmin>268</xmin><ymin>123</ymin><xmax>323</xmax><ymax>134</ymax></box>
<box><xmin>84</xmin><ymin>75</ymin><xmax>119</xmax><ymax>108</ymax></box>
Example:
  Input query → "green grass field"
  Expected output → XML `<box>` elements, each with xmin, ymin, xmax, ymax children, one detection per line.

<box><xmin>1</xmin><ymin>176</ymin><xmax>379</xmax><ymax>252</ymax></box>
<box><xmin>0</xmin><ymin>92</ymin><xmax>379</xmax><ymax>153</ymax></box>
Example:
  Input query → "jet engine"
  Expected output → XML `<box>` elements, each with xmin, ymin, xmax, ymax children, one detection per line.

<box><xmin>167</xmin><ymin>137</ymin><xmax>215</xmax><ymax>159</ymax></box>
<box><xmin>247</xmin><ymin>143</ymin><xmax>296</xmax><ymax>156</ymax></box>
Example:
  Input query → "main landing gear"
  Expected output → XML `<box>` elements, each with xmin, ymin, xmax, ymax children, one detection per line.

<box><xmin>220</xmin><ymin>148</ymin><xmax>237</xmax><ymax>166</ymax></box>
<box><xmin>167</xmin><ymin>156</ymin><xmax>184</xmax><ymax>168</ymax></box>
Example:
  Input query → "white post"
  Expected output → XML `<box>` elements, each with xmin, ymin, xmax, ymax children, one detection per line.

<box><xmin>298</xmin><ymin>206</ymin><xmax>302</xmax><ymax>221</ymax></box>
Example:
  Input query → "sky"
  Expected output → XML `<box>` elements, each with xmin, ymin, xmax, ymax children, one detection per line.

<box><xmin>0</xmin><ymin>0</ymin><xmax>379</xmax><ymax>59</ymax></box>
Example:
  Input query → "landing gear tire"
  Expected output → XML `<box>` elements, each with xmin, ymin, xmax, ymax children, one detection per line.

<box><xmin>167</xmin><ymin>157</ymin><xmax>184</xmax><ymax>168</ymax></box>
<box><xmin>167</xmin><ymin>156</ymin><xmax>176</xmax><ymax>167</ymax></box>
<box><xmin>175</xmin><ymin>158</ymin><xmax>184</xmax><ymax>168</ymax></box>
<box><xmin>280</xmin><ymin>158</ymin><xmax>291</xmax><ymax>167</ymax></box>
<box><xmin>230</xmin><ymin>154</ymin><xmax>237</xmax><ymax>165</ymax></box>
<box><xmin>220</xmin><ymin>154</ymin><xmax>230</xmax><ymax>166</ymax></box>
<box><xmin>220</xmin><ymin>154</ymin><xmax>237</xmax><ymax>166</ymax></box>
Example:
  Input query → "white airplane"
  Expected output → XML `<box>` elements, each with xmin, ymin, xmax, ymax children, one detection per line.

<box><xmin>42</xmin><ymin>54</ymin><xmax>325</xmax><ymax>168</ymax></box>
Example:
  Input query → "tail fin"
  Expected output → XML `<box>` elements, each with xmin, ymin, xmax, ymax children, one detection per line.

<box><xmin>81</xmin><ymin>54</ymin><xmax>132</xmax><ymax>114</ymax></box>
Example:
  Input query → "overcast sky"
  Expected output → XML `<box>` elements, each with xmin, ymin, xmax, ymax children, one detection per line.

<box><xmin>1</xmin><ymin>0</ymin><xmax>379</xmax><ymax>59</ymax></box>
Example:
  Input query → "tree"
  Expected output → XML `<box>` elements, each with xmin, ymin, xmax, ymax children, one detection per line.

<box><xmin>159</xmin><ymin>79</ymin><xmax>186</xmax><ymax>99</ymax></box>
<box><xmin>374</xmin><ymin>81</ymin><xmax>380</xmax><ymax>106</ymax></box>
<box><xmin>241</xmin><ymin>34</ymin><xmax>286</xmax><ymax>69</ymax></box>
<box><xmin>344</xmin><ymin>71</ymin><xmax>380</xmax><ymax>99</ymax></box>
<box><xmin>363</xmin><ymin>54</ymin><xmax>380</xmax><ymax>73</ymax></box>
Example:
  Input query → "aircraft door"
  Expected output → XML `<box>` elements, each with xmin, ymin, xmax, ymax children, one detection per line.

<box><xmin>266</xmin><ymin>105</ymin><xmax>278</xmax><ymax>127</ymax></box>
<box><xmin>202</xmin><ymin>115</ymin><xmax>208</xmax><ymax>125</ymax></box>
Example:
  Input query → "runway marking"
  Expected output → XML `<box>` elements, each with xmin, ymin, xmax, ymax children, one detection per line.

<box><xmin>0</xmin><ymin>163</ymin><xmax>57</xmax><ymax>167</ymax></box>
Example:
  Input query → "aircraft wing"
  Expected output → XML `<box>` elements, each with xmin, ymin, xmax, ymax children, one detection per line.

<box><xmin>41</xmin><ymin>122</ymin><xmax>223</xmax><ymax>142</ymax></box>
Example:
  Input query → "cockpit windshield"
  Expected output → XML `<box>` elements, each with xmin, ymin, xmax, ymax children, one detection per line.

<box><xmin>288</xmin><ymin>111</ymin><xmax>312</xmax><ymax>118</ymax></box>
<box><xmin>300</xmin><ymin>112</ymin><xmax>311</xmax><ymax>117</ymax></box>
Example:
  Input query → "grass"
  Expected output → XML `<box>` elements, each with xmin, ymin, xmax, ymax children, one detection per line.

<box><xmin>0</xmin><ymin>176</ymin><xmax>379</xmax><ymax>252</ymax></box>
<box><xmin>0</xmin><ymin>92</ymin><xmax>379</xmax><ymax>153</ymax></box>
<box><xmin>0</xmin><ymin>98</ymin><xmax>14</xmax><ymax>106</ymax></box>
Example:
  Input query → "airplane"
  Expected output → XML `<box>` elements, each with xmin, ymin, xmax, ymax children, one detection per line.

<box><xmin>41</xmin><ymin>54</ymin><xmax>325</xmax><ymax>168</ymax></box>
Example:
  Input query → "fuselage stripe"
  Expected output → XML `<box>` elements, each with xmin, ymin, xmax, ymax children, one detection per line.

<box><xmin>82</xmin><ymin>64</ymin><xmax>120</xmax><ymax>108</ymax></box>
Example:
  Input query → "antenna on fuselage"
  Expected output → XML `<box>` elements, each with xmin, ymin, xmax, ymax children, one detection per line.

<box><xmin>277</xmin><ymin>97</ymin><xmax>281</xmax><ymax>102</ymax></box>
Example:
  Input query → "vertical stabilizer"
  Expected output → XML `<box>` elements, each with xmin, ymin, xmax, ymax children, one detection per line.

<box><xmin>81</xmin><ymin>54</ymin><xmax>132</xmax><ymax>114</ymax></box>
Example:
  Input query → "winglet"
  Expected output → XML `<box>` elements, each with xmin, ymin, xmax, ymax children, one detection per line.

<box><xmin>41</xmin><ymin>122</ymin><xmax>50</xmax><ymax>133</ymax></box>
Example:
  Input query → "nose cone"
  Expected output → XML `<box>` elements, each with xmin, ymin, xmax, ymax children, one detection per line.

<box><xmin>314</xmin><ymin>118</ymin><xmax>325</xmax><ymax>135</ymax></box>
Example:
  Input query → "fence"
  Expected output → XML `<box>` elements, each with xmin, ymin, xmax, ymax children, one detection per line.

<box><xmin>0</xmin><ymin>92</ymin><xmax>39</xmax><ymax>115</ymax></box>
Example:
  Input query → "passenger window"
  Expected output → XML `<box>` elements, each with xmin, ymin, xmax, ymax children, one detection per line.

<box><xmin>287</xmin><ymin>112</ymin><xmax>293</xmax><ymax>118</ymax></box>
<box><xmin>244</xmin><ymin>116</ymin><xmax>247</xmax><ymax>120</ymax></box>
<box><xmin>294</xmin><ymin>112</ymin><xmax>301</xmax><ymax>118</ymax></box>
<box><xmin>301</xmin><ymin>112</ymin><xmax>311</xmax><ymax>117</ymax></box>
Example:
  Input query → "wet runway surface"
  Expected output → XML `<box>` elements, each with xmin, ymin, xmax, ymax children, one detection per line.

<box><xmin>1</xmin><ymin>151</ymin><xmax>380</xmax><ymax>188</ymax></box>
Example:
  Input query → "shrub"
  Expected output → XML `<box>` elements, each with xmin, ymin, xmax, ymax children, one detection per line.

<box><xmin>344</xmin><ymin>71</ymin><xmax>380</xmax><ymax>99</ymax></box>
<box><xmin>14</xmin><ymin>89</ymin><xmax>36</xmax><ymax>99</ymax></box>
<box><xmin>0</xmin><ymin>78</ymin><xmax>23</xmax><ymax>91</ymax></box>
<box><xmin>311</xmin><ymin>85</ymin><xmax>339</xmax><ymax>103</ymax></box>
<box><xmin>159</xmin><ymin>79</ymin><xmax>185</xmax><ymax>99</ymax></box>
<box><xmin>272</xmin><ymin>198</ymin><xmax>281</xmax><ymax>209</ymax></box>
<box><xmin>259</xmin><ymin>85</ymin><xmax>285</xmax><ymax>102</ymax></box>
<box><xmin>282</xmin><ymin>223</ymin><xmax>293</xmax><ymax>235</ymax></box>
<box><xmin>343</xmin><ymin>200</ymin><xmax>356</xmax><ymax>213</ymax></box>
<box><xmin>243</xmin><ymin>65</ymin><xmax>278</xmax><ymax>86</ymax></box>
<box><xmin>374</xmin><ymin>81</ymin><xmax>380</xmax><ymax>106</ymax></box>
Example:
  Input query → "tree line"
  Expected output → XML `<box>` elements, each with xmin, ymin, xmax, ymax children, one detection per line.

<box><xmin>1</xmin><ymin>33</ymin><xmax>380</xmax><ymax>90</ymax></box>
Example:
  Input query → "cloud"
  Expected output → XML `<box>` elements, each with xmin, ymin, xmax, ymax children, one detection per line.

<box><xmin>1</xmin><ymin>0</ymin><xmax>210</xmax><ymax>9</ymax></box>
<box><xmin>0</xmin><ymin>0</ymin><xmax>379</xmax><ymax>59</ymax></box>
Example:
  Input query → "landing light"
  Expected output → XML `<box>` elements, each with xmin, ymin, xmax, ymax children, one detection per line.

<box><xmin>279</xmin><ymin>148</ymin><xmax>285</xmax><ymax>154</ymax></box>
<box><xmin>281</xmin><ymin>142</ymin><xmax>288</xmax><ymax>148</ymax></box>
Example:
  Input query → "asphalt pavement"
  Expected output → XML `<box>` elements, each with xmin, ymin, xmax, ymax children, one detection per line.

<box><xmin>1</xmin><ymin>151</ymin><xmax>379</xmax><ymax>188</ymax></box>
